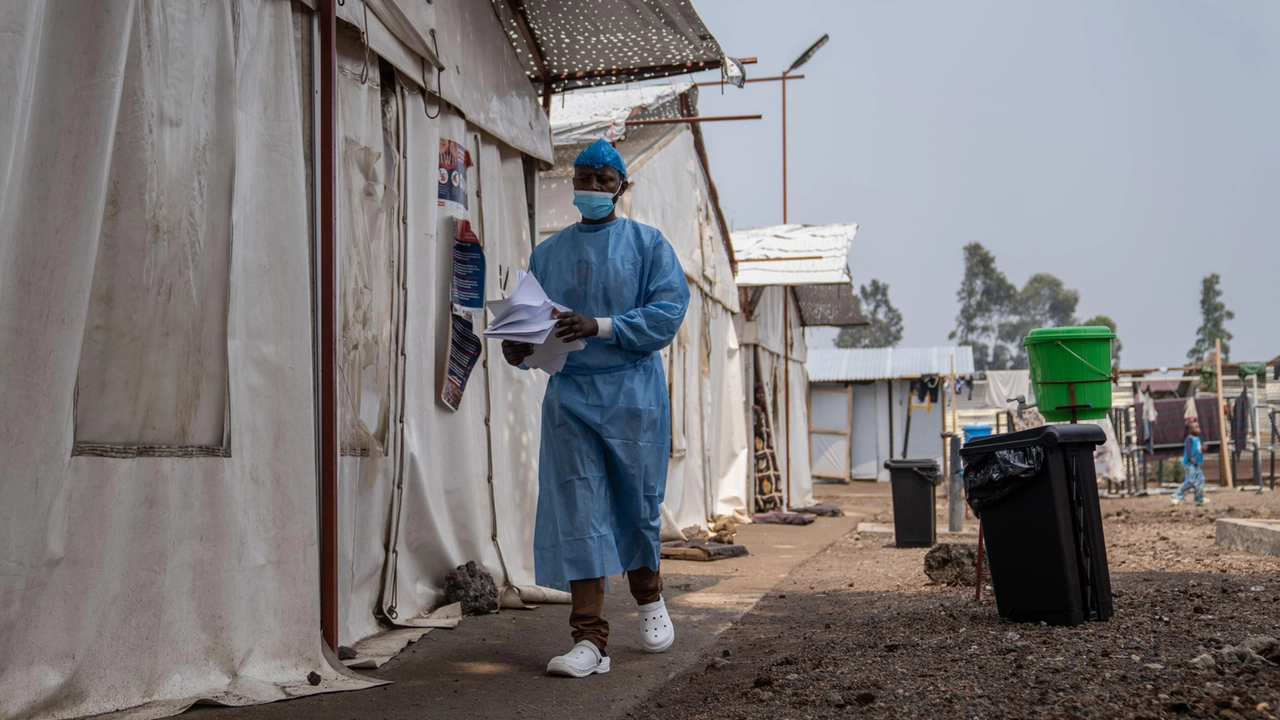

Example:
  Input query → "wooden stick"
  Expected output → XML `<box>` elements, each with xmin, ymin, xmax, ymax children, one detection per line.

<box><xmin>1216</xmin><ymin>337</ymin><xmax>1234</xmax><ymax>488</ymax></box>
<box><xmin>974</xmin><ymin>523</ymin><xmax>985</xmax><ymax>602</ymax></box>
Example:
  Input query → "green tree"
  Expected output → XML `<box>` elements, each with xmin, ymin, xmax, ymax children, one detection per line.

<box><xmin>999</xmin><ymin>273</ymin><xmax>1080</xmax><ymax>368</ymax></box>
<box><xmin>1187</xmin><ymin>273</ymin><xmax>1234</xmax><ymax>362</ymax></box>
<box><xmin>1080</xmin><ymin>314</ymin><xmax>1122</xmax><ymax>368</ymax></box>
<box><xmin>949</xmin><ymin>243</ymin><xmax>1015</xmax><ymax>371</ymax></box>
<box><xmin>835</xmin><ymin>279</ymin><xmax>904</xmax><ymax>348</ymax></box>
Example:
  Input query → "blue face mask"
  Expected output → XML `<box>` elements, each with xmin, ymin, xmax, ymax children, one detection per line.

<box><xmin>573</xmin><ymin>190</ymin><xmax>617</xmax><ymax>221</ymax></box>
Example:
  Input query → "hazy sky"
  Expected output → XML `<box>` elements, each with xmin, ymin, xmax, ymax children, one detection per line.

<box><xmin>685</xmin><ymin>0</ymin><xmax>1278</xmax><ymax>368</ymax></box>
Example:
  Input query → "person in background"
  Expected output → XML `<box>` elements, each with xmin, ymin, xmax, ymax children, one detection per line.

<box><xmin>1171</xmin><ymin>417</ymin><xmax>1207</xmax><ymax>505</ymax></box>
<box><xmin>502</xmin><ymin>138</ymin><xmax>690</xmax><ymax>678</ymax></box>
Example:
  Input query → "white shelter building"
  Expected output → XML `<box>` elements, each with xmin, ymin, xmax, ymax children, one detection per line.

<box><xmin>0</xmin><ymin>1</ymin><xmax>734</xmax><ymax>718</ymax></box>
<box><xmin>807</xmin><ymin>347</ymin><xmax>975</xmax><ymax>481</ymax></box>
<box><xmin>731</xmin><ymin>225</ymin><xmax>865</xmax><ymax>508</ymax></box>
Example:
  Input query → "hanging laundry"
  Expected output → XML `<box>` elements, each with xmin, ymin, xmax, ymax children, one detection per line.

<box><xmin>911</xmin><ymin>374</ymin><xmax>940</xmax><ymax>403</ymax></box>
<box><xmin>1231</xmin><ymin>388</ymin><xmax>1252</xmax><ymax>465</ymax></box>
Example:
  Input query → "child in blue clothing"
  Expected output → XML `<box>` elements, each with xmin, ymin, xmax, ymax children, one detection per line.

<box><xmin>1172</xmin><ymin>417</ymin><xmax>1208</xmax><ymax>505</ymax></box>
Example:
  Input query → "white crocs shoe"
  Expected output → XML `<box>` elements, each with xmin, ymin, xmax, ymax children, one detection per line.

<box><xmin>547</xmin><ymin>640</ymin><xmax>610</xmax><ymax>678</ymax></box>
<box><xmin>637</xmin><ymin>598</ymin><xmax>675</xmax><ymax>653</ymax></box>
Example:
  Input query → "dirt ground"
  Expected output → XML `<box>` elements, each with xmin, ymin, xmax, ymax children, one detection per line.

<box><xmin>626</xmin><ymin>485</ymin><xmax>1280</xmax><ymax>720</ymax></box>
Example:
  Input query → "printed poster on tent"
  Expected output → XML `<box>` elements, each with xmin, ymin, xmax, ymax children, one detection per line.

<box><xmin>441</xmin><ymin>215</ymin><xmax>485</xmax><ymax>411</ymax></box>
<box><xmin>438</xmin><ymin>138</ymin><xmax>469</xmax><ymax>210</ymax></box>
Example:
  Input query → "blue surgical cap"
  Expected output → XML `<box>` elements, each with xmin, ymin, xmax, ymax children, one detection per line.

<box><xmin>574</xmin><ymin>138</ymin><xmax>627</xmax><ymax>179</ymax></box>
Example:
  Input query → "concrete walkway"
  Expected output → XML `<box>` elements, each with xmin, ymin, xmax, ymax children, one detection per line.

<box><xmin>189</xmin><ymin>493</ymin><xmax>876</xmax><ymax>720</ymax></box>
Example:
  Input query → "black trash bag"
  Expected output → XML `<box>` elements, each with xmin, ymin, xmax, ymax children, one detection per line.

<box><xmin>963</xmin><ymin>445</ymin><xmax>1045</xmax><ymax>515</ymax></box>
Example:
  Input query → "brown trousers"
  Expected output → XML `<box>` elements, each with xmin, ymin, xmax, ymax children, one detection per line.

<box><xmin>568</xmin><ymin>566</ymin><xmax>662</xmax><ymax>652</ymax></box>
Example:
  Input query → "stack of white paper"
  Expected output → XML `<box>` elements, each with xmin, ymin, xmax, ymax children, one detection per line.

<box><xmin>483</xmin><ymin>270</ymin><xmax>585</xmax><ymax>375</ymax></box>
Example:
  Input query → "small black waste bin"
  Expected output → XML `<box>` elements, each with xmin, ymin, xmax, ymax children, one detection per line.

<box><xmin>960</xmin><ymin>425</ymin><xmax>1112</xmax><ymax>626</ymax></box>
<box><xmin>884</xmin><ymin>459</ymin><xmax>941</xmax><ymax>548</ymax></box>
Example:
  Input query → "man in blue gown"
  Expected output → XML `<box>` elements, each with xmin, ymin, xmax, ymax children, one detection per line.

<box><xmin>502</xmin><ymin>139</ymin><xmax>689</xmax><ymax>678</ymax></box>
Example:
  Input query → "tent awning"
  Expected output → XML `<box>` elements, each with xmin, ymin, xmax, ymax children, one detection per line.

<box><xmin>731</xmin><ymin>223</ymin><xmax>858</xmax><ymax>287</ymax></box>
<box><xmin>491</xmin><ymin>0</ymin><xmax>728</xmax><ymax>93</ymax></box>
<box><xmin>734</xmin><ymin>224</ymin><xmax>865</xmax><ymax>327</ymax></box>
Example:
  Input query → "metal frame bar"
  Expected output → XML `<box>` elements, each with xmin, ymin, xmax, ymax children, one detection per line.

<box><xmin>318</xmin><ymin>0</ymin><xmax>339</xmax><ymax>652</ymax></box>
<box><xmin>624</xmin><ymin>114</ymin><xmax>761</xmax><ymax>125</ymax></box>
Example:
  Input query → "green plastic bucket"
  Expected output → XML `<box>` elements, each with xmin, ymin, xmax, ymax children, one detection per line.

<box><xmin>1022</xmin><ymin>326</ymin><xmax>1115</xmax><ymax>422</ymax></box>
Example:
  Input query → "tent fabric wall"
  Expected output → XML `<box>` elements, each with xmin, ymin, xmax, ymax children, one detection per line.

<box><xmin>335</xmin><ymin>30</ymin><xmax>406</xmax><ymax>648</ymax></box>
<box><xmin>624</xmin><ymin>128</ymin><xmax>739</xmax><ymax>312</ymax></box>
<box><xmin>360</xmin><ymin>91</ymin><xmax>561</xmax><ymax>636</ymax></box>
<box><xmin>74</xmin><ymin>0</ymin><xmax>236</xmax><ymax>450</ymax></box>
<box><xmin>745</xmin><ymin>283</ymin><xmax>814</xmax><ymax>508</ymax></box>
<box><xmin>660</xmin><ymin>297</ymin><xmax>710</xmax><ymax>531</ymax></box>
<box><xmin>479</xmin><ymin>138</ymin><xmax>547</xmax><ymax>592</ymax></box>
<box><xmin>752</xmin><ymin>286</ymin><xmax>807</xmax><ymax>363</ymax></box>
<box><xmin>705</xmin><ymin>303</ymin><xmax>750</xmax><ymax>520</ymax></box>
<box><xmin>358</xmin><ymin>103</ymin><xmax>505</xmax><ymax>636</ymax></box>
<box><xmin>0</xmin><ymin>2</ymin><xmax>378</xmax><ymax>718</ymax></box>
<box><xmin>329</xmin><ymin>21</ymin><xmax>562</xmax><ymax>644</ymax></box>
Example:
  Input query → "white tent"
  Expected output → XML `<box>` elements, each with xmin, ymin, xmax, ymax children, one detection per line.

<box><xmin>0</xmin><ymin>1</ymin><xmax>732</xmax><ymax>718</ymax></box>
<box><xmin>539</xmin><ymin>83</ymin><xmax>750</xmax><ymax>535</ymax></box>
<box><xmin>733</xmin><ymin>224</ymin><xmax>864</xmax><ymax>508</ymax></box>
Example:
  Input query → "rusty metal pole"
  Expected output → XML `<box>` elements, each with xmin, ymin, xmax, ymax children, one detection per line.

<box><xmin>783</xmin><ymin>287</ymin><xmax>792</xmax><ymax>509</ymax></box>
<box><xmin>318</xmin><ymin>0</ymin><xmax>339</xmax><ymax>652</ymax></box>
<box><xmin>781</xmin><ymin>70</ymin><xmax>789</xmax><ymax>224</ymax></box>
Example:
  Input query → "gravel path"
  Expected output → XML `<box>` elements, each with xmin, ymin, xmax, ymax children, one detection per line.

<box><xmin>627</xmin><ymin>487</ymin><xmax>1280</xmax><ymax>720</ymax></box>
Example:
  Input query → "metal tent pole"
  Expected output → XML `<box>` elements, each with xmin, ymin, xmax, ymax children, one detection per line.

<box><xmin>318</xmin><ymin>0</ymin><xmax>339</xmax><ymax>652</ymax></box>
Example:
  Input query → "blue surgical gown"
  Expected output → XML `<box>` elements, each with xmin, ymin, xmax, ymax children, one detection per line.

<box><xmin>527</xmin><ymin>218</ymin><xmax>690</xmax><ymax>590</ymax></box>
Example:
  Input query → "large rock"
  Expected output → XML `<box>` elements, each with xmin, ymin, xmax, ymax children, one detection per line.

<box><xmin>924</xmin><ymin>543</ymin><xmax>990</xmax><ymax>586</ymax></box>
<box><xmin>1214</xmin><ymin>519</ymin><xmax>1280</xmax><ymax>558</ymax></box>
<box><xmin>444</xmin><ymin>561</ymin><xmax>499</xmax><ymax>615</ymax></box>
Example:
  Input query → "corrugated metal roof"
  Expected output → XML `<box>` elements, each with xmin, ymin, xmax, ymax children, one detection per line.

<box><xmin>807</xmin><ymin>347</ymin><xmax>976</xmax><ymax>382</ymax></box>
<box><xmin>731</xmin><ymin>224</ymin><xmax>857</xmax><ymax>287</ymax></box>
<box><xmin>549</xmin><ymin>83</ymin><xmax>693</xmax><ymax>145</ymax></box>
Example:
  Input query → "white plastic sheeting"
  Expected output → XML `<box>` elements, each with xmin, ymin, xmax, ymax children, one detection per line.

<box><xmin>0</xmin><ymin>2</ymin><xmax>378</xmax><ymax>718</ymax></box>
<box><xmin>549</xmin><ymin>82</ymin><xmax>693</xmax><ymax>145</ymax></box>
<box><xmin>750</xmin><ymin>286</ymin><xmax>807</xmax><ymax>363</ymax></box>
<box><xmin>732</xmin><ymin>224</ymin><xmax>858</xmax><ymax>287</ymax></box>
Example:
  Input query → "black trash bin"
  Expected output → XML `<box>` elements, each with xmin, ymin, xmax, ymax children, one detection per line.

<box><xmin>884</xmin><ymin>459</ymin><xmax>941</xmax><ymax>548</ymax></box>
<box><xmin>960</xmin><ymin>424</ymin><xmax>1112</xmax><ymax>626</ymax></box>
